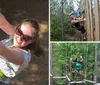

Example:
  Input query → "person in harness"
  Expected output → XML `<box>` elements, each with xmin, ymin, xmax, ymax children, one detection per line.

<box><xmin>70</xmin><ymin>13</ymin><xmax>86</xmax><ymax>34</ymax></box>
<box><xmin>71</xmin><ymin>56</ymin><xmax>84</xmax><ymax>81</ymax></box>
<box><xmin>0</xmin><ymin>12</ymin><xmax>42</xmax><ymax>84</ymax></box>
<box><xmin>69</xmin><ymin>8</ymin><xmax>87</xmax><ymax>40</ymax></box>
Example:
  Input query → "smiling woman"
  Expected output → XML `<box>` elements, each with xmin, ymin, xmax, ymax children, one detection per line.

<box><xmin>13</xmin><ymin>20</ymin><xmax>39</xmax><ymax>48</ymax></box>
<box><xmin>0</xmin><ymin>12</ymin><xmax>42</xmax><ymax>84</ymax></box>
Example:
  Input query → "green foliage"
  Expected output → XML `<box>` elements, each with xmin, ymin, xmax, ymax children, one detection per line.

<box><xmin>51</xmin><ymin>43</ymin><xmax>100</xmax><ymax>85</ymax></box>
<box><xmin>50</xmin><ymin>18</ymin><xmax>62</xmax><ymax>41</ymax></box>
<box><xmin>50</xmin><ymin>0</ymin><xmax>83</xmax><ymax>41</ymax></box>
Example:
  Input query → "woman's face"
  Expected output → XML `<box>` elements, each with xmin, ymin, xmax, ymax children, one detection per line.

<box><xmin>13</xmin><ymin>23</ymin><xmax>34</xmax><ymax>47</ymax></box>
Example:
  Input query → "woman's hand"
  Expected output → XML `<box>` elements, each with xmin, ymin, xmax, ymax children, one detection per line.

<box><xmin>80</xmin><ymin>57</ymin><xmax>84</xmax><ymax>62</ymax></box>
<box><xmin>0</xmin><ymin>12</ymin><xmax>15</xmax><ymax>36</ymax></box>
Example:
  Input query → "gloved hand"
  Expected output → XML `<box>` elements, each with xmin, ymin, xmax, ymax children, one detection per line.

<box><xmin>80</xmin><ymin>56</ymin><xmax>82</xmax><ymax>58</ymax></box>
<box><xmin>70</xmin><ymin>57</ymin><xmax>72</xmax><ymax>61</ymax></box>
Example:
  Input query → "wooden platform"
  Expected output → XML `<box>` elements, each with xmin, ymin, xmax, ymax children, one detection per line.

<box><xmin>69</xmin><ymin>81</ymin><xmax>85</xmax><ymax>84</ymax></box>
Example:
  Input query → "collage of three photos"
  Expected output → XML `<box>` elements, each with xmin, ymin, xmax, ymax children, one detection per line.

<box><xmin>0</xmin><ymin>0</ymin><xmax>99</xmax><ymax>85</ymax></box>
<box><xmin>50</xmin><ymin>0</ymin><xmax>100</xmax><ymax>85</ymax></box>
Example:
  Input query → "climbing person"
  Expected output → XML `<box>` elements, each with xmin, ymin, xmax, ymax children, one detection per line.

<box><xmin>70</xmin><ymin>14</ymin><xmax>86</xmax><ymax>34</ymax></box>
<box><xmin>69</xmin><ymin>8</ymin><xmax>87</xmax><ymax>40</ymax></box>
<box><xmin>71</xmin><ymin>56</ymin><xmax>84</xmax><ymax>81</ymax></box>
<box><xmin>0</xmin><ymin>12</ymin><xmax>42</xmax><ymax>84</ymax></box>
<box><xmin>69</xmin><ymin>12</ymin><xmax>87</xmax><ymax>41</ymax></box>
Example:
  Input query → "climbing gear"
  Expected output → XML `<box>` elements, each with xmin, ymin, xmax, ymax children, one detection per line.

<box><xmin>0</xmin><ymin>70</ymin><xmax>7</xmax><ymax>81</ymax></box>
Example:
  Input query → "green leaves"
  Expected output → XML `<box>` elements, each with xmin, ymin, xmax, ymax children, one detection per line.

<box><xmin>52</xmin><ymin>43</ymin><xmax>100</xmax><ymax>85</ymax></box>
<box><xmin>50</xmin><ymin>0</ymin><xmax>83</xmax><ymax>40</ymax></box>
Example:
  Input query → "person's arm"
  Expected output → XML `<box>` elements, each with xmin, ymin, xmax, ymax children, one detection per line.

<box><xmin>71</xmin><ymin>19</ymin><xmax>79</xmax><ymax>24</ymax></box>
<box><xmin>71</xmin><ymin>61</ymin><xmax>75</xmax><ymax>64</ymax></box>
<box><xmin>80</xmin><ymin>58</ymin><xmax>83</xmax><ymax>62</ymax></box>
<box><xmin>0</xmin><ymin>13</ymin><xmax>15</xmax><ymax>36</ymax></box>
<box><xmin>68</xmin><ymin>11</ymin><xmax>73</xmax><ymax>16</ymax></box>
<box><xmin>0</xmin><ymin>42</ymin><xmax>24</xmax><ymax>65</ymax></box>
<box><xmin>70</xmin><ymin>58</ymin><xmax>75</xmax><ymax>64</ymax></box>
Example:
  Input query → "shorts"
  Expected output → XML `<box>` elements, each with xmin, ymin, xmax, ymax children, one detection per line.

<box><xmin>74</xmin><ymin>22</ymin><xmax>86</xmax><ymax>34</ymax></box>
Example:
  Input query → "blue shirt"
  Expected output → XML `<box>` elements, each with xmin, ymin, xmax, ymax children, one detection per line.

<box><xmin>71</xmin><ymin>11</ymin><xmax>80</xmax><ymax>18</ymax></box>
<box><xmin>75</xmin><ymin>62</ymin><xmax>81</xmax><ymax>70</ymax></box>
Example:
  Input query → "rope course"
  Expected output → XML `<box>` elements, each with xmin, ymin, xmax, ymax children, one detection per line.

<box><xmin>51</xmin><ymin>75</ymin><xmax>97</xmax><ymax>84</ymax></box>
<box><xmin>50</xmin><ymin>43</ymin><xmax>99</xmax><ymax>85</ymax></box>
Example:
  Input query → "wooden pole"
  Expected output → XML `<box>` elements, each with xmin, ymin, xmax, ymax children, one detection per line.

<box><xmin>89</xmin><ymin>0</ymin><xmax>94</xmax><ymax>40</ymax></box>
<box><xmin>85</xmin><ymin>0</ymin><xmax>100</xmax><ymax>41</ymax></box>
<box><xmin>50</xmin><ymin>43</ymin><xmax>53</xmax><ymax>85</ymax></box>
<box><xmin>84</xmin><ymin>44</ymin><xmax>88</xmax><ymax>79</ymax></box>
<box><xmin>61</xmin><ymin>0</ymin><xmax>64</xmax><ymax>41</ymax></box>
<box><xmin>69</xmin><ymin>81</ymin><xmax>85</xmax><ymax>84</ymax></box>
<box><xmin>94</xmin><ymin>43</ymin><xmax>98</xmax><ymax>84</ymax></box>
<box><xmin>94</xmin><ymin>0</ymin><xmax>100</xmax><ymax>41</ymax></box>
<box><xmin>85</xmin><ymin>0</ymin><xmax>91</xmax><ymax>40</ymax></box>
<box><xmin>85</xmin><ymin>80</ymin><xmax>96</xmax><ymax>84</ymax></box>
<box><xmin>53</xmin><ymin>76</ymin><xmax>66</xmax><ymax>78</ymax></box>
